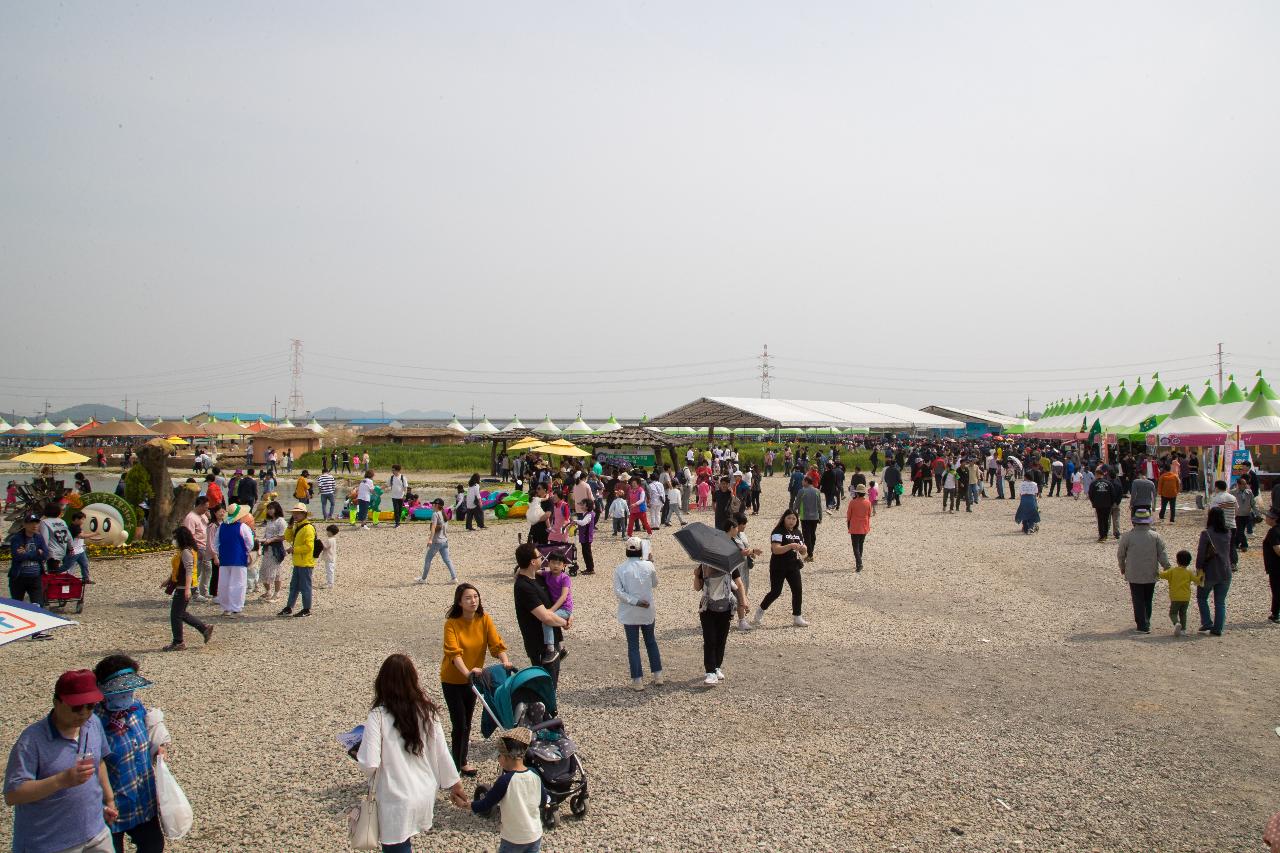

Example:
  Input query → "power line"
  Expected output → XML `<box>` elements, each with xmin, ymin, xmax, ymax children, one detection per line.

<box><xmin>771</xmin><ymin>350</ymin><xmax>1223</xmax><ymax>376</ymax></box>
<box><xmin>306</xmin><ymin>360</ymin><xmax>755</xmax><ymax>388</ymax></box>
<box><xmin>310</xmin><ymin>350</ymin><xmax>749</xmax><ymax>377</ymax></box>
<box><xmin>306</xmin><ymin>370</ymin><xmax>761</xmax><ymax>397</ymax></box>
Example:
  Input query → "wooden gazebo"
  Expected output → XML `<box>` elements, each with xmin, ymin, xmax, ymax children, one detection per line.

<box><xmin>572</xmin><ymin>426</ymin><xmax>693</xmax><ymax>472</ymax></box>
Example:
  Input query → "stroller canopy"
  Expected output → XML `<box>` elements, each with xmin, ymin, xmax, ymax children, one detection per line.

<box><xmin>477</xmin><ymin>664</ymin><xmax>559</xmax><ymax>738</ymax></box>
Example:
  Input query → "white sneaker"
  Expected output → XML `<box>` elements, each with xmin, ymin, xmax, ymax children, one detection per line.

<box><xmin>750</xmin><ymin>607</ymin><xmax>765</xmax><ymax>627</ymax></box>
<box><xmin>652</xmin><ymin>672</ymin><xmax>664</xmax><ymax>686</ymax></box>
<box><xmin>737</xmin><ymin>618</ymin><xmax>752</xmax><ymax>632</ymax></box>
<box><xmin>703</xmin><ymin>673</ymin><xmax>719</xmax><ymax>687</ymax></box>
<box><xmin>630</xmin><ymin>679</ymin><xmax>645</xmax><ymax>692</ymax></box>
<box><xmin>793</xmin><ymin>615</ymin><xmax>810</xmax><ymax>627</ymax></box>
<box><xmin>414</xmin><ymin>578</ymin><xmax>427</xmax><ymax>585</ymax></box>
<box><xmin>715</xmin><ymin>668</ymin><xmax>725</xmax><ymax>681</ymax></box>
<box><xmin>1174</xmin><ymin>624</ymin><xmax>1184</xmax><ymax>636</ymax></box>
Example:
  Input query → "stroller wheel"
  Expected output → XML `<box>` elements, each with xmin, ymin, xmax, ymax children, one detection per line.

<box><xmin>541</xmin><ymin>806</ymin><xmax>559</xmax><ymax>830</ymax></box>
<box><xmin>570</xmin><ymin>793</ymin><xmax>588</xmax><ymax>818</ymax></box>
<box><xmin>472</xmin><ymin>785</ymin><xmax>493</xmax><ymax>818</ymax></box>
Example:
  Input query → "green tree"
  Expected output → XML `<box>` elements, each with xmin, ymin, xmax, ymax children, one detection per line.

<box><xmin>123</xmin><ymin>464</ymin><xmax>153</xmax><ymax>514</ymax></box>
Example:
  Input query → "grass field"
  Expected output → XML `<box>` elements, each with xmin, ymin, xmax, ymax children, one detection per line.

<box><xmin>299</xmin><ymin>442</ymin><xmax>872</xmax><ymax>473</ymax></box>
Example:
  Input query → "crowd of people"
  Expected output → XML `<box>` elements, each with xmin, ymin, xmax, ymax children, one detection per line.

<box><xmin>6</xmin><ymin>433</ymin><xmax>1279</xmax><ymax>852</ymax></box>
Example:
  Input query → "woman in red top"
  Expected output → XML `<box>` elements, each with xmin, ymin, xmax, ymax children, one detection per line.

<box><xmin>845</xmin><ymin>483</ymin><xmax>872</xmax><ymax>572</ymax></box>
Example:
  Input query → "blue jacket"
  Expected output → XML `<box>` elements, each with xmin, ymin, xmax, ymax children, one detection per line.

<box><xmin>217</xmin><ymin>522</ymin><xmax>250</xmax><ymax>566</ymax></box>
<box><xmin>8</xmin><ymin>532</ymin><xmax>48</xmax><ymax>578</ymax></box>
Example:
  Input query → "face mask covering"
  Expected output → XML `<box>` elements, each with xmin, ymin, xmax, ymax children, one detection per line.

<box><xmin>104</xmin><ymin>692</ymin><xmax>135</xmax><ymax>712</ymax></box>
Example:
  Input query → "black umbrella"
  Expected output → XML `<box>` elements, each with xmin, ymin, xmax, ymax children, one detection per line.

<box><xmin>672</xmin><ymin>522</ymin><xmax>745</xmax><ymax>574</ymax></box>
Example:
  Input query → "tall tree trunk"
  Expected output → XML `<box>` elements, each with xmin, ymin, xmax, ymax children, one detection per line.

<box><xmin>136</xmin><ymin>439</ymin><xmax>174</xmax><ymax>541</ymax></box>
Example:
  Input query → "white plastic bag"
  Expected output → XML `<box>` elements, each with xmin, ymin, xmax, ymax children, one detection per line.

<box><xmin>145</xmin><ymin>709</ymin><xmax>171</xmax><ymax>759</ymax></box>
<box><xmin>154</xmin><ymin>756</ymin><xmax>194</xmax><ymax>839</ymax></box>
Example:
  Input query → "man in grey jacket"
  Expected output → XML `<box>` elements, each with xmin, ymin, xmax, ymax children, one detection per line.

<box><xmin>797</xmin><ymin>482</ymin><xmax>824</xmax><ymax>562</ymax></box>
<box><xmin>1117</xmin><ymin>507</ymin><xmax>1171</xmax><ymax>633</ymax></box>
<box><xmin>1129</xmin><ymin>471</ymin><xmax>1156</xmax><ymax>517</ymax></box>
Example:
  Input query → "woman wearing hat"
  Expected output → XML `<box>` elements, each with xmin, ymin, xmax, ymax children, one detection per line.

<box><xmin>212</xmin><ymin>504</ymin><xmax>255</xmax><ymax>617</ymax></box>
<box><xmin>93</xmin><ymin>655</ymin><xmax>167</xmax><ymax>853</ymax></box>
<box><xmin>845</xmin><ymin>483</ymin><xmax>872</xmax><ymax>572</ymax></box>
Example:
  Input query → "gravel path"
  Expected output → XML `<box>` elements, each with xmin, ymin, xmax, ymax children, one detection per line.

<box><xmin>2</xmin><ymin>480</ymin><xmax>1276</xmax><ymax>852</ymax></box>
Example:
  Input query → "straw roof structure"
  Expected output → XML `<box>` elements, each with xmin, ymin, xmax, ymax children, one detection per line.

<box><xmin>76</xmin><ymin>419</ymin><xmax>162</xmax><ymax>439</ymax></box>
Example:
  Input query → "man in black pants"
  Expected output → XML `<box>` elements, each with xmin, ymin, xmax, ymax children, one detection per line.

<box><xmin>1088</xmin><ymin>470</ymin><xmax>1115</xmax><ymax>541</ymax></box>
<box><xmin>882</xmin><ymin>462</ymin><xmax>902</xmax><ymax>507</ymax></box>
<box><xmin>797</xmin><ymin>481</ymin><xmax>823</xmax><ymax>561</ymax></box>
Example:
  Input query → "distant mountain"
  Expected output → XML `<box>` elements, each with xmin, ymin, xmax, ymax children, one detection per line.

<box><xmin>311</xmin><ymin>406</ymin><xmax>455</xmax><ymax>421</ymax></box>
<box><xmin>395</xmin><ymin>409</ymin><xmax>456</xmax><ymax>420</ymax></box>
<box><xmin>49</xmin><ymin>404</ymin><xmax>133</xmax><ymax>422</ymax></box>
<box><xmin>0</xmin><ymin>403</ymin><xmax>132</xmax><ymax>423</ymax></box>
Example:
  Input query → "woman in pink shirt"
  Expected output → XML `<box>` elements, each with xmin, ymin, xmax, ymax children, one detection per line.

<box><xmin>627</xmin><ymin>481</ymin><xmax>653</xmax><ymax>535</ymax></box>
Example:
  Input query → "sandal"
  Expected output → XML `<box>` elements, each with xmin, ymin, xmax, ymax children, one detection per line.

<box><xmin>162</xmin><ymin>642</ymin><xmax>186</xmax><ymax>652</ymax></box>
<box><xmin>460</xmin><ymin>765</ymin><xmax>479</xmax><ymax>777</ymax></box>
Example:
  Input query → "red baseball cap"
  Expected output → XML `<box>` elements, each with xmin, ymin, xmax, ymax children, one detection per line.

<box><xmin>55</xmin><ymin>670</ymin><xmax>104</xmax><ymax>706</ymax></box>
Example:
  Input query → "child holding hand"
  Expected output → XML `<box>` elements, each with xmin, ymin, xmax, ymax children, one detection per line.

<box><xmin>468</xmin><ymin>727</ymin><xmax>546</xmax><ymax>852</ymax></box>
<box><xmin>1157</xmin><ymin>549</ymin><xmax>1203</xmax><ymax>635</ymax></box>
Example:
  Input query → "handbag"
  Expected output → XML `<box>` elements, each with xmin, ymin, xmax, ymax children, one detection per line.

<box><xmin>346</xmin><ymin>723</ymin><xmax>381</xmax><ymax>851</ymax></box>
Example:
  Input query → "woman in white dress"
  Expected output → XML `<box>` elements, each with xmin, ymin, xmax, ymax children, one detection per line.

<box><xmin>357</xmin><ymin>653</ymin><xmax>467</xmax><ymax>853</ymax></box>
<box><xmin>257</xmin><ymin>501</ymin><xmax>287</xmax><ymax>601</ymax></box>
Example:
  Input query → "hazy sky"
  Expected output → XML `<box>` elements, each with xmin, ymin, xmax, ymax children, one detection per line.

<box><xmin>2</xmin><ymin>1</ymin><xmax>1277</xmax><ymax>421</ymax></box>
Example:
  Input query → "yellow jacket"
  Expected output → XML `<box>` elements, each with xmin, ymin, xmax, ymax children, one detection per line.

<box><xmin>1157</xmin><ymin>565</ymin><xmax>1203</xmax><ymax>602</ymax></box>
<box><xmin>440</xmin><ymin>613</ymin><xmax>508</xmax><ymax>685</ymax></box>
<box><xmin>285</xmin><ymin>520</ymin><xmax>316</xmax><ymax>568</ymax></box>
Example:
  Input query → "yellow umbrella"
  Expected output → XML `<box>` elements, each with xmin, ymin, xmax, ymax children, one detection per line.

<box><xmin>11</xmin><ymin>444</ymin><xmax>90</xmax><ymax>465</ymax></box>
<box><xmin>537</xmin><ymin>439</ymin><xmax>592</xmax><ymax>458</ymax></box>
<box><xmin>508</xmin><ymin>436</ymin><xmax>547</xmax><ymax>451</ymax></box>
<box><xmin>164</xmin><ymin>435</ymin><xmax>190</xmax><ymax>446</ymax></box>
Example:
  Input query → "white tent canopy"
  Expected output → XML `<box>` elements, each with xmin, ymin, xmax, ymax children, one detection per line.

<box><xmin>920</xmin><ymin>405</ymin><xmax>1026</xmax><ymax>428</ymax></box>
<box><xmin>648</xmin><ymin>397</ymin><xmax>964</xmax><ymax>432</ymax></box>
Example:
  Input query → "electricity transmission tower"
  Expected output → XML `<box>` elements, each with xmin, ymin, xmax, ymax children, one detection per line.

<box><xmin>288</xmin><ymin>340</ymin><xmax>305</xmax><ymax>418</ymax></box>
<box><xmin>759</xmin><ymin>345</ymin><xmax>772</xmax><ymax>398</ymax></box>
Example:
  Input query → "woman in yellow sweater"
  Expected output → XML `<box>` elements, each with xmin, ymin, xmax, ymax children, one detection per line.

<box><xmin>440</xmin><ymin>583</ymin><xmax>514</xmax><ymax>776</ymax></box>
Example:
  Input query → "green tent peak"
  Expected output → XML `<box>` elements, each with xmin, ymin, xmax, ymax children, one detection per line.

<box><xmin>1196</xmin><ymin>381</ymin><xmax>1219</xmax><ymax>406</ymax></box>
<box><xmin>1111</xmin><ymin>386</ymin><xmax>1131</xmax><ymax>407</ymax></box>
<box><xmin>1100</xmin><ymin>389</ymin><xmax>1116</xmax><ymax>408</ymax></box>
<box><xmin>1242</xmin><ymin>395</ymin><xmax>1280</xmax><ymax>421</ymax></box>
<box><xmin>1220</xmin><ymin>380</ymin><xmax>1246</xmax><ymax>404</ymax></box>
<box><xmin>1167</xmin><ymin>392</ymin><xmax>1207</xmax><ymax>421</ymax></box>
<box><xmin>1248</xmin><ymin>375</ymin><xmax>1277</xmax><ymax>402</ymax></box>
<box><xmin>1086</xmin><ymin>392</ymin><xmax>1102</xmax><ymax>411</ymax></box>
<box><xmin>1146</xmin><ymin>379</ymin><xmax>1169</xmax><ymax>403</ymax></box>
<box><xmin>1128</xmin><ymin>381</ymin><xmax>1147</xmax><ymax>407</ymax></box>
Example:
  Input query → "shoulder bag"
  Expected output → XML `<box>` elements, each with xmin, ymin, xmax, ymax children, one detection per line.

<box><xmin>346</xmin><ymin>720</ymin><xmax>381</xmax><ymax>850</ymax></box>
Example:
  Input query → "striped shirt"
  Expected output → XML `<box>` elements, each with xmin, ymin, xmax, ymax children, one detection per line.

<box><xmin>316</xmin><ymin>473</ymin><xmax>337</xmax><ymax>495</ymax></box>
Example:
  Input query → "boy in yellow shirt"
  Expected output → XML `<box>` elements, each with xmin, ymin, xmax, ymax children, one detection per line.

<box><xmin>1157</xmin><ymin>549</ymin><xmax>1203</xmax><ymax>636</ymax></box>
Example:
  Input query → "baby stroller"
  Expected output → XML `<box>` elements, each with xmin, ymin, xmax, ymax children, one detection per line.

<box><xmin>469</xmin><ymin>664</ymin><xmax>589</xmax><ymax>828</ymax></box>
<box><xmin>517</xmin><ymin>529</ymin><xmax>581</xmax><ymax>577</ymax></box>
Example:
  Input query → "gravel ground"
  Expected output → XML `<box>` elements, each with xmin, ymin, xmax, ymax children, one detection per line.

<box><xmin>2</xmin><ymin>479</ymin><xmax>1277</xmax><ymax>852</ymax></box>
